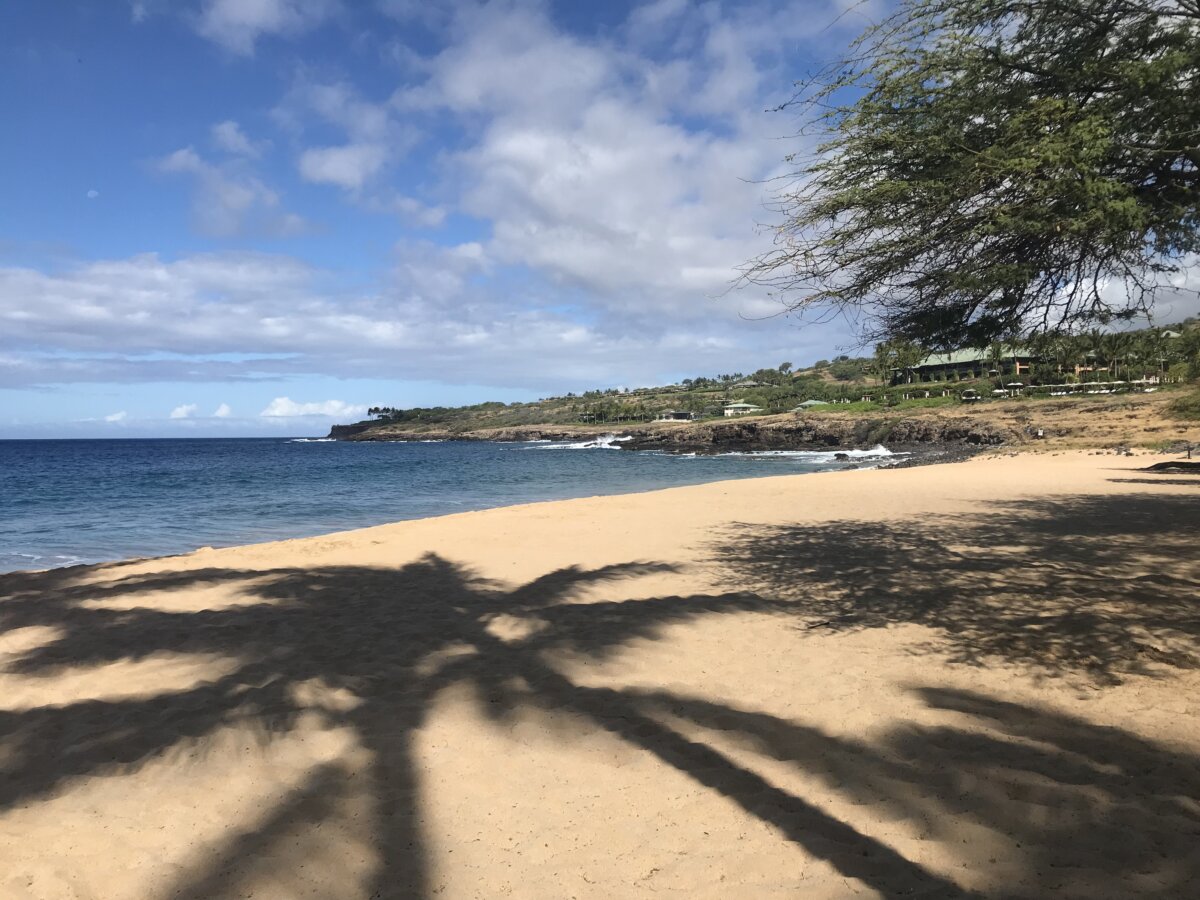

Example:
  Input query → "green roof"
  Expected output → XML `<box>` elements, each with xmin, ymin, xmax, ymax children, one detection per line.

<box><xmin>913</xmin><ymin>345</ymin><xmax>1032</xmax><ymax>368</ymax></box>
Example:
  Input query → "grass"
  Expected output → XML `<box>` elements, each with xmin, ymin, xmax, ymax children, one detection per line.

<box><xmin>801</xmin><ymin>396</ymin><xmax>959</xmax><ymax>414</ymax></box>
<box><xmin>1167</xmin><ymin>388</ymin><xmax>1200</xmax><ymax>421</ymax></box>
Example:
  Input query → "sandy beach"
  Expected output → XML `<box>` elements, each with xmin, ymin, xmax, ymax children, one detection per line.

<box><xmin>2</xmin><ymin>451</ymin><xmax>1198</xmax><ymax>899</ymax></box>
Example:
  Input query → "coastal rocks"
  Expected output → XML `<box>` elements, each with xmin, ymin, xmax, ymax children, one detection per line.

<box><xmin>329</xmin><ymin>415</ymin><xmax>1013</xmax><ymax>453</ymax></box>
<box><xmin>617</xmin><ymin>416</ymin><xmax>1012</xmax><ymax>454</ymax></box>
<box><xmin>327</xmin><ymin>423</ymin><xmax>376</xmax><ymax>439</ymax></box>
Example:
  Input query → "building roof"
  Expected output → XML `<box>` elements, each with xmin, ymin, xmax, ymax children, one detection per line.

<box><xmin>794</xmin><ymin>399</ymin><xmax>830</xmax><ymax>408</ymax></box>
<box><xmin>724</xmin><ymin>402</ymin><xmax>762</xmax><ymax>410</ymax></box>
<box><xmin>912</xmin><ymin>345</ymin><xmax>1032</xmax><ymax>369</ymax></box>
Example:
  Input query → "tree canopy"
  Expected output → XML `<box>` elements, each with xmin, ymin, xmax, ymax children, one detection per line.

<box><xmin>744</xmin><ymin>0</ymin><xmax>1200</xmax><ymax>348</ymax></box>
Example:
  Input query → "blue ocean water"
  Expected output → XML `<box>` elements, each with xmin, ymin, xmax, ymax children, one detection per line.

<box><xmin>0</xmin><ymin>437</ymin><xmax>897</xmax><ymax>573</ymax></box>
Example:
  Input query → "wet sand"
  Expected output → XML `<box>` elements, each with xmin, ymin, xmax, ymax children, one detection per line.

<box><xmin>1</xmin><ymin>451</ymin><xmax>1198</xmax><ymax>898</ymax></box>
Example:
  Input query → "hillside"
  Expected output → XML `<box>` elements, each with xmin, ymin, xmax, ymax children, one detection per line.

<box><xmin>332</xmin><ymin>389</ymin><xmax>1200</xmax><ymax>455</ymax></box>
<box><xmin>333</xmin><ymin>324</ymin><xmax>1200</xmax><ymax>452</ymax></box>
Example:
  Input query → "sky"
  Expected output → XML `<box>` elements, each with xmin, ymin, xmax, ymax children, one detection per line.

<box><xmin>0</xmin><ymin>0</ymin><xmax>887</xmax><ymax>438</ymax></box>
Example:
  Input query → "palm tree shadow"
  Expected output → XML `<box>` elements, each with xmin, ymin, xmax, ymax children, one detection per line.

<box><xmin>711</xmin><ymin>492</ymin><xmax>1200</xmax><ymax>683</ymax></box>
<box><xmin>618</xmin><ymin>685</ymin><xmax>1200</xmax><ymax>897</ymax></box>
<box><xmin>5</xmin><ymin>553</ymin><xmax>960</xmax><ymax>898</ymax></box>
<box><xmin>5</xmin><ymin>496</ymin><xmax>1197</xmax><ymax>897</ymax></box>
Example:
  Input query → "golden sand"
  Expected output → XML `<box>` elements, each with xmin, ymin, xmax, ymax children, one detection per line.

<box><xmin>1</xmin><ymin>451</ymin><xmax>1198</xmax><ymax>898</ymax></box>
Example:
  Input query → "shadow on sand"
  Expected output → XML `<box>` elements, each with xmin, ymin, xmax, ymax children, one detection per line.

<box><xmin>0</xmin><ymin>489</ymin><xmax>1197</xmax><ymax>897</ymax></box>
<box><xmin>713</xmin><ymin>492</ymin><xmax>1200</xmax><ymax>683</ymax></box>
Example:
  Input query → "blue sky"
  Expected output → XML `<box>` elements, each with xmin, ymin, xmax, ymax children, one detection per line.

<box><xmin>0</xmin><ymin>0</ymin><xmax>884</xmax><ymax>438</ymax></box>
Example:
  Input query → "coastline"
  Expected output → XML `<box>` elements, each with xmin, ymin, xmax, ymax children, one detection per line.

<box><xmin>0</xmin><ymin>439</ymin><xmax>928</xmax><ymax>578</ymax></box>
<box><xmin>331</xmin><ymin>389</ymin><xmax>1200</xmax><ymax>459</ymax></box>
<box><xmin>2</xmin><ymin>451</ymin><xmax>1198</xmax><ymax>898</ymax></box>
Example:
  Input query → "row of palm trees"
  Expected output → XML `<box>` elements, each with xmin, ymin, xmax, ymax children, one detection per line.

<box><xmin>1022</xmin><ymin>326</ymin><xmax>1199</xmax><ymax>380</ymax></box>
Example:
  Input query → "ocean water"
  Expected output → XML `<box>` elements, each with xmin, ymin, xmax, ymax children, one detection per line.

<box><xmin>0</xmin><ymin>437</ymin><xmax>898</xmax><ymax>573</ymax></box>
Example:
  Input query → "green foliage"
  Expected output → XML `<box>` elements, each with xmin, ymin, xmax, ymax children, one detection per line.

<box><xmin>827</xmin><ymin>357</ymin><xmax>871</xmax><ymax>381</ymax></box>
<box><xmin>744</xmin><ymin>0</ymin><xmax>1200</xmax><ymax>347</ymax></box>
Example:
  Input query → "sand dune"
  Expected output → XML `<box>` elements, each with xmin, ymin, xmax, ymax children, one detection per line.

<box><xmin>2</xmin><ymin>451</ymin><xmax>1199</xmax><ymax>898</ymax></box>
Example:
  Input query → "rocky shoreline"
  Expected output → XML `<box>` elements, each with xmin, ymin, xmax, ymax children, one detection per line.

<box><xmin>327</xmin><ymin>413</ymin><xmax>1014</xmax><ymax>458</ymax></box>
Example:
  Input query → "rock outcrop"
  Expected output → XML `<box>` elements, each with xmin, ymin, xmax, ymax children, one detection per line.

<box><xmin>329</xmin><ymin>414</ymin><xmax>1014</xmax><ymax>452</ymax></box>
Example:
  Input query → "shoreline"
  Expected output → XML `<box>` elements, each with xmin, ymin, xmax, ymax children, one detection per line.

<box><xmin>0</xmin><ymin>442</ymin><xmax>944</xmax><ymax>578</ymax></box>
<box><xmin>2</xmin><ymin>450</ymin><xmax>1198</xmax><ymax>898</ymax></box>
<box><xmin>0</xmin><ymin>443</ymin><xmax>1172</xmax><ymax>577</ymax></box>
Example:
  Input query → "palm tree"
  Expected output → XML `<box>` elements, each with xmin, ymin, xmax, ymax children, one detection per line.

<box><xmin>1100</xmin><ymin>332</ymin><xmax>1135</xmax><ymax>381</ymax></box>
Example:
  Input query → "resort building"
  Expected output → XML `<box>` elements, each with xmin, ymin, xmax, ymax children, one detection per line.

<box><xmin>897</xmin><ymin>347</ymin><xmax>1036</xmax><ymax>383</ymax></box>
<box><xmin>793</xmin><ymin>399</ymin><xmax>830</xmax><ymax>411</ymax></box>
<box><xmin>723</xmin><ymin>401</ymin><xmax>764</xmax><ymax>417</ymax></box>
<box><xmin>655</xmin><ymin>410</ymin><xmax>698</xmax><ymax>421</ymax></box>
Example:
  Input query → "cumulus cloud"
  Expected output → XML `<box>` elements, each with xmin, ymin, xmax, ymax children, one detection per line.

<box><xmin>392</xmin><ymin>0</ymin><xmax>817</xmax><ymax>320</ymax></box>
<box><xmin>211</xmin><ymin>120</ymin><xmax>267</xmax><ymax>158</ymax></box>
<box><xmin>104</xmin><ymin>411</ymin><xmax>128</xmax><ymax>422</ymax></box>
<box><xmin>157</xmin><ymin>146</ymin><xmax>306</xmax><ymax>237</ymax></box>
<box><xmin>3</xmin><ymin>2</ymin><xmax>916</xmax><ymax>400</ymax></box>
<box><xmin>298</xmin><ymin>143</ymin><xmax>387</xmax><ymax>190</ymax></box>
<box><xmin>276</xmin><ymin>78</ymin><xmax>417</xmax><ymax>199</ymax></box>
<box><xmin>194</xmin><ymin>0</ymin><xmax>339</xmax><ymax>55</ymax></box>
<box><xmin>0</xmin><ymin>246</ymin><xmax>826</xmax><ymax>393</ymax></box>
<box><xmin>260</xmin><ymin>397</ymin><xmax>365</xmax><ymax>417</ymax></box>
<box><xmin>170</xmin><ymin>403</ymin><xmax>199</xmax><ymax>419</ymax></box>
<box><xmin>213</xmin><ymin>402</ymin><xmax>233</xmax><ymax>417</ymax></box>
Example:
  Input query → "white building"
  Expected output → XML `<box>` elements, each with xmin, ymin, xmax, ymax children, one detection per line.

<box><xmin>723</xmin><ymin>401</ymin><xmax>764</xmax><ymax>417</ymax></box>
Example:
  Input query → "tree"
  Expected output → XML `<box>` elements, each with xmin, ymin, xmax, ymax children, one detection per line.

<box><xmin>871</xmin><ymin>339</ymin><xmax>925</xmax><ymax>383</ymax></box>
<box><xmin>743</xmin><ymin>0</ymin><xmax>1200</xmax><ymax>349</ymax></box>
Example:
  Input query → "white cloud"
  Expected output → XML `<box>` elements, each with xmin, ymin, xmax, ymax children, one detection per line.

<box><xmin>260</xmin><ymin>397</ymin><xmax>365</xmax><ymax>417</ymax></box>
<box><xmin>0</xmin><ymin>244</ymin><xmax>838</xmax><ymax>392</ymax></box>
<box><xmin>213</xmin><ymin>402</ymin><xmax>233</xmax><ymax>417</ymax></box>
<box><xmin>389</xmin><ymin>194</ymin><xmax>447</xmax><ymax>227</ymax></box>
<box><xmin>194</xmin><ymin>0</ymin><xmax>339</xmax><ymax>55</ymax></box>
<box><xmin>170</xmin><ymin>403</ymin><xmax>199</xmax><ymax>419</ymax></box>
<box><xmin>157</xmin><ymin>146</ymin><xmax>306</xmax><ymax>237</ymax></box>
<box><xmin>211</xmin><ymin>120</ymin><xmax>267</xmax><ymax>158</ymax></box>
<box><xmin>0</xmin><ymin>3</ymin><xmax>938</xmax><ymax>399</ymax></box>
<box><xmin>104</xmin><ymin>410</ymin><xmax>128</xmax><ymax>422</ymax></box>
<box><xmin>298</xmin><ymin>143</ymin><xmax>387</xmax><ymax>190</ymax></box>
<box><xmin>275</xmin><ymin>78</ymin><xmax>417</xmax><ymax>199</ymax></box>
<box><xmin>86</xmin><ymin>189</ymin><xmax>99</xmax><ymax>200</ymax></box>
<box><xmin>393</xmin><ymin>1</ymin><xmax>810</xmax><ymax>321</ymax></box>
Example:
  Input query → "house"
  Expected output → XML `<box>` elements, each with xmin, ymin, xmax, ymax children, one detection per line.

<box><xmin>793</xmin><ymin>399</ymin><xmax>829</xmax><ymax>411</ymax></box>
<box><xmin>723</xmin><ymin>401</ymin><xmax>764</xmax><ymax>417</ymax></box>
<box><xmin>655</xmin><ymin>410</ymin><xmax>698</xmax><ymax>421</ymax></box>
<box><xmin>898</xmin><ymin>347</ymin><xmax>1036</xmax><ymax>383</ymax></box>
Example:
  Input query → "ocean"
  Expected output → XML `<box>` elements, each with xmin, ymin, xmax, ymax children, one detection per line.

<box><xmin>0</xmin><ymin>436</ymin><xmax>898</xmax><ymax>573</ymax></box>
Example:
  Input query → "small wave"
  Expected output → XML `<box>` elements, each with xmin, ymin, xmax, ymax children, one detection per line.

<box><xmin>529</xmin><ymin>433</ymin><xmax>632</xmax><ymax>451</ymax></box>
<box><xmin>3</xmin><ymin>551</ymin><xmax>90</xmax><ymax>571</ymax></box>
<box><xmin>669</xmin><ymin>445</ymin><xmax>905</xmax><ymax>464</ymax></box>
<box><xmin>289</xmin><ymin>438</ymin><xmax>336</xmax><ymax>443</ymax></box>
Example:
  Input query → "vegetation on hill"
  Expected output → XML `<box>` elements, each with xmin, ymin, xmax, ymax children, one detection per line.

<box><xmin>352</xmin><ymin>322</ymin><xmax>1200</xmax><ymax>432</ymax></box>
